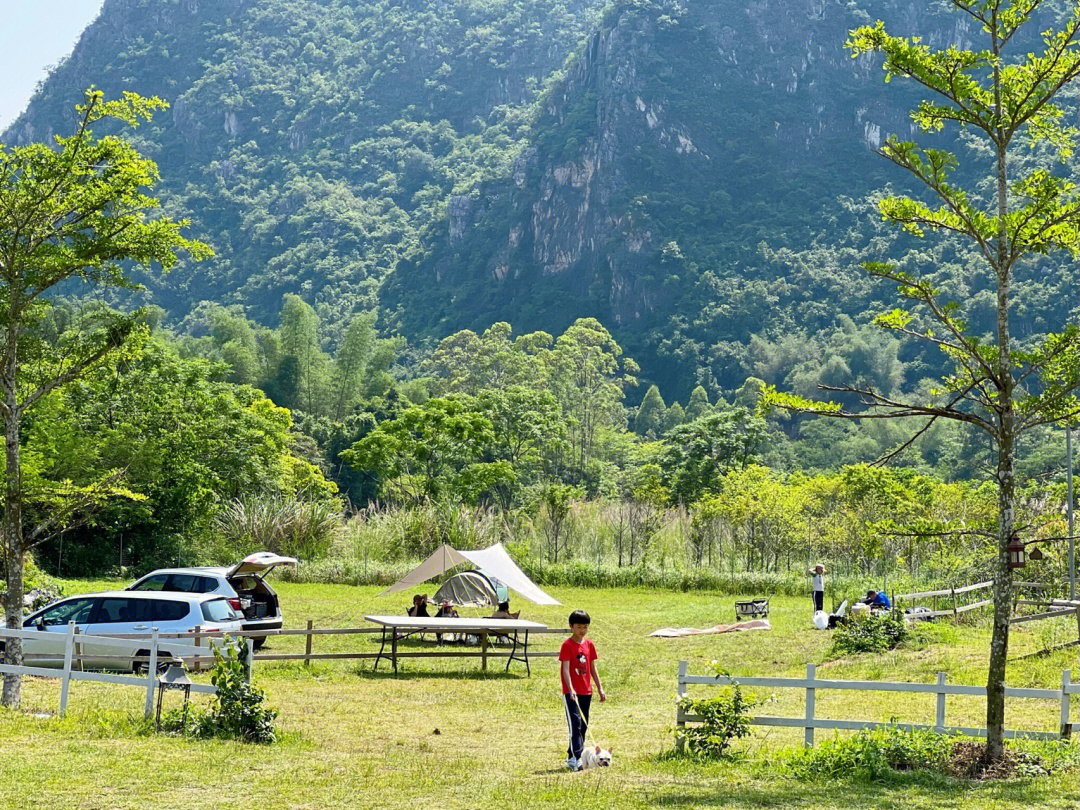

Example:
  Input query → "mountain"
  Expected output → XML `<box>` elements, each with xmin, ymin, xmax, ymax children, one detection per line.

<box><xmin>7</xmin><ymin>0</ymin><xmax>1076</xmax><ymax>400</ymax></box>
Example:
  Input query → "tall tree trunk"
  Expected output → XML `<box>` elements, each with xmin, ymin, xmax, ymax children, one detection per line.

<box><xmin>1</xmin><ymin>349</ymin><xmax>22</xmax><ymax>709</ymax></box>
<box><xmin>986</xmin><ymin>34</ymin><xmax>1011</xmax><ymax>759</ymax></box>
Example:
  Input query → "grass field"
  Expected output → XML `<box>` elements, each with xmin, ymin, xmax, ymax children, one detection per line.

<box><xmin>3</xmin><ymin>580</ymin><xmax>1080</xmax><ymax>809</ymax></box>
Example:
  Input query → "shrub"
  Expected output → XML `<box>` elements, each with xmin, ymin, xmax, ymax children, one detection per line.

<box><xmin>781</xmin><ymin>727</ymin><xmax>952</xmax><ymax>782</ymax></box>
<box><xmin>672</xmin><ymin>672</ymin><xmax>753</xmax><ymax>759</ymax></box>
<box><xmin>162</xmin><ymin>642</ymin><xmax>278</xmax><ymax>744</ymax></box>
<box><xmin>831</xmin><ymin>611</ymin><xmax>908</xmax><ymax>656</ymax></box>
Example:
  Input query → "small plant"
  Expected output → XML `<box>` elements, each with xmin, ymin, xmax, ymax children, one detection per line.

<box><xmin>831</xmin><ymin>611</ymin><xmax>908</xmax><ymax>656</ymax></box>
<box><xmin>162</xmin><ymin>642</ymin><xmax>278</xmax><ymax>744</ymax></box>
<box><xmin>672</xmin><ymin>667</ymin><xmax>753</xmax><ymax>759</ymax></box>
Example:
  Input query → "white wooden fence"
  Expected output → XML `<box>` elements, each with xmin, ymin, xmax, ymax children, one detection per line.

<box><xmin>0</xmin><ymin>622</ymin><xmax>230</xmax><ymax>718</ymax></box>
<box><xmin>676</xmin><ymin>661</ymin><xmax>1079</xmax><ymax>747</ymax></box>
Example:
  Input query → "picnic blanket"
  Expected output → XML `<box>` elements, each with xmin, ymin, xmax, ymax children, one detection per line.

<box><xmin>648</xmin><ymin>619</ymin><xmax>771</xmax><ymax>638</ymax></box>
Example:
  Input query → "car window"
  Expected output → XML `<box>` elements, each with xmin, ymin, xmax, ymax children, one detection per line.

<box><xmin>152</xmin><ymin>600</ymin><xmax>191</xmax><ymax>622</ymax></box>
<box><xmin>97</xmin><ymin>598</ymin><xmax>151</xmax><ymax>624</ymax></box>
<box><xmin>131</xmin><ymin>574</ymin><xmax>169</xmax><ymax>592</ymax></box>
<box><xmin>167</xmin><ymin>574</ymin><xmax>214</xmax><ymax>593</ymax></box>
<box><xmin>201</xmin><ymin>599</ymin><xmax>241</xmax><ymax>623</ymax></box>
<box><xmin>32</xmin><ymin>598</ymin><xmax>96</xmax><ymax>627</ymax></box>
<box><xmin>232</xmin><ymin>576</ymin><xmax>258</xmax><ymax>592</ymax></box>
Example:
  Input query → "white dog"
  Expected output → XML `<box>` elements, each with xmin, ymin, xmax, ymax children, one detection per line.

<box><xmin>579</xmin><ymin>745</ymin><xmax>613</xmax><ymax>770</ymax></box>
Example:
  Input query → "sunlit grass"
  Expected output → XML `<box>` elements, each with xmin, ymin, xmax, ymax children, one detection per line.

<box><xmin>1</xmin><ymin>580</ymin><xmax>1078</xmax><ymax>809</ymax></box>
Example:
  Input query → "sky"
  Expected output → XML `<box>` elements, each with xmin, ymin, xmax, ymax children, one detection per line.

<box><xmin>0</xmin><ymin>0</ymin><xmax>106</xmax><ymax>131</ymax></box>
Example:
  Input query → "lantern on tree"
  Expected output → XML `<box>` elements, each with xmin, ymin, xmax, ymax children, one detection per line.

<box><xmin>1007</xmin><ymin>535</ymin><xmax>1026</xmax><ymax>570</ymax></box>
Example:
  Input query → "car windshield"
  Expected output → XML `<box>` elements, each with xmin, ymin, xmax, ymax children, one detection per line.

<box><xmin>201</xmin><ymin>599</ymin><xmax>241</xmax><ymax>623</ymax></box>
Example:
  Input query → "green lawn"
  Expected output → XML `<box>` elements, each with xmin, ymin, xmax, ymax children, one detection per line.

<box><xmin>3</xmin><ymin>580</ymin><xmax>1080</xmax><ymax>809</ymax></box>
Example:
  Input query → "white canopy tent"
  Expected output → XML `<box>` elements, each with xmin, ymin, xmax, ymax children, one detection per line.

<box><xmin>379</xmin><ymin>543</ymin><xmax>560</xmax><ymax>605</ymax></box>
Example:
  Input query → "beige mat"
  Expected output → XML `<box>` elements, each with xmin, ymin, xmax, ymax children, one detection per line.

<box><xmin>648</xmin><ymin>619</ymin><xmax>771</xmax><ymax>638</ymax></box>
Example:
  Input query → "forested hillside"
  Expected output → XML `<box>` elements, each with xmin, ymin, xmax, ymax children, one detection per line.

<box><xmin>11</xmin><ymin>0</ymin><xmax>1077</xmax><ymax>405</ymax></box>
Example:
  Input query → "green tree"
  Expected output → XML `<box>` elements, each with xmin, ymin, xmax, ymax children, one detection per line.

<box><xmin>330</xmin><ymin>311</ymin><xmax>377</xmax><ymax>420</ymax></box>
<box><xmin>659</xmin><ymin>408</ymin><xmax>766</xmax><ymax>504</ymax></box>
<box><xmin>634</xmin><ymin>384</ymin><xmax>666</xmax><ymax>435</ymax></box>
<box><xmin>766</xmin><ymin>2</ymin><xmax>1080</xmax><ymax>759</ymax></box>
<box><xmin>0</xmin><ymin>90</ymin><xmax>210</xmax><ymax>707</ymax></box>
<box><xmin>275</xmin><ymin>294</ymin><xmax>330</xmax><ymax>415</ymax></box>
<box><xmin>343</xmin><ymin>396</ymin><xmax>496</xmax><ymax>503</ymax></box>
<box><xmin>686</xmin><ymin>385</ymin><xmax>712</xmax><ymax>421</ymax></box>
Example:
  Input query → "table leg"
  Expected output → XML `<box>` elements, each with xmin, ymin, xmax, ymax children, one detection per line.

<box><xmin>524</xmin><ymin>630</ymin><xmax>530</xmax><ymax>677</ymax></box>
<box><xmin>374</xmin><ymin>627</ymin><xmax>388</xmax><ymax>671</ymax></box>
<box><xmin>505</xmin><ymin>630</ymin><xmax>518</xmax><ymax>673</ymax></box>
<box><xmin>392</xmin><ymin>627</ymin><xmax>398</xmax><ymax>674</ymax></box>
<box><xmin>481</xmin><ymin>631</ymin><xmax>488</xmax><ymax>672</ymax></box>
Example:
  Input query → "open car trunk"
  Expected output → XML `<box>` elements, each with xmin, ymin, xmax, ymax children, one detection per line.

<box><xmin>229</xmin><ymin>574</ymin><xmax>279</xmax><ymax>621</ymax></box>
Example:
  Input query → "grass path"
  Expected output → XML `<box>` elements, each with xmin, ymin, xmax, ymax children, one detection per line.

<box><xmin>2</xmin><ymin>581</ymin><xmax>1079</xmax><ymax>808</ymax></box>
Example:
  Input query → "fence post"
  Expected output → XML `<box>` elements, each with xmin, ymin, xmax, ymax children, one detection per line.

<box><xmin>192</xmin><ymin>626</ymin><xmax>201</xmax><ymax>673</ymax></box>
<box><xmin>245</xmin><ymin>636</ymin><xmax>254</xmax><ymax>683</ymax></box>
<box><xmin>144</xmin><ymin>629</ymin><xmax>159</xmax><ymax>719</ymax></box>
<box><xmin>804</xmin><ymin>663</ymin><xmax>816</xmax><ymax>748</ymax></box>
<box><xmin>1062</xmin><ymin>670</ymin><xmax>1072</xmax><ymax>739</ymax></box>
<box><xmin>1075</xmin><ymin>607</ymin><xmax>1080</xmax><ymax>647</ymax></box>
<box><xmin>951</xmin><ymin>588</ymin><xmax>959</xmax><ymax>625</ymax></box>
<box><xmin>676</xmin><ymin>660</ymin><xmax>688</xmax><ymax>753</ymax></box>
<box><xmin>58</xmin><ymin>621</ymin><xmax>75</xmax><ymax>717</ymax></box>
<box><xmin>935</xmin><ymin>672</ymin><xmax>946</xmax><ymax>732</ymax></box>
<box><xmin>305</xmin><ymin>619</ymin><xmax>313</xmax><ymax>668</ymax></box>
<box><xmin>73</xmin><ymin>625</ymin><xmax>83</xmax><ymax>673</ymax></box>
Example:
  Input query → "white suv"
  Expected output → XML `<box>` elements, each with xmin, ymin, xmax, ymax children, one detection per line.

<box><xmin>127</xmin><ymin>552</ymin><xmax>296</xmax><ymax>649</ymax></box>
<box><xmin>9</xmin><ymin>591</ymin><xmax>243</xmax><ymax>672</ymax></box>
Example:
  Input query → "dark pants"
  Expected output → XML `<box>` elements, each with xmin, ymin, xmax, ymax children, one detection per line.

<box><xmin>563</xmin><ymin>693</ymin><xmax>592</xmax><ymax>761</ymax></box>
<box><xmin>813</xmin><ymin>591</ymin><xmax>824</xmax><ymax>612</ymax></box>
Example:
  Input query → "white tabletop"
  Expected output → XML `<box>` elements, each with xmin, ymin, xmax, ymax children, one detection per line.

<box><xmin>365</xmin><ymin>615</ymin><xmax>548</xmax><ymax>632</ymax></box>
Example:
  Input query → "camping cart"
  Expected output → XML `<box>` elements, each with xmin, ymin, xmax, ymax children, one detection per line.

<box><xmin>734</xmin><ymin>597</ymin><xmax>770</xmax><ymax>621</ymax></box>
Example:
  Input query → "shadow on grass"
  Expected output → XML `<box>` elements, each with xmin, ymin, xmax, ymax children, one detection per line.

<box><xmin>352</xmin><ymin>666</ymin><xmax>526</xmax><ymax>681</ymax></box>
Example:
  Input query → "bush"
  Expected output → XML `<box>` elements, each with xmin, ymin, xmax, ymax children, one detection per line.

<box><xmin>162</xmin><ymin>642</ymin><xmax>278</xmax><ymax>743</ymax></box>
<box><xmin>672</xmin><ymin>671</ymin><xmax>753</xmax><ymax>759</ymax></box>
<box><xmin>780</xmin><ymin>728</ymin><xmax>1076</xmax><ymax>782</ymax></box>
<box><xmin>831</xmin><ymin>611</ymin><xmax>908</xmax><ymax>656</ymax></box>
<box><xmin>781</xmin><ymin>727</ymin><xmax>953</xmax><ymax>782</ymax></box>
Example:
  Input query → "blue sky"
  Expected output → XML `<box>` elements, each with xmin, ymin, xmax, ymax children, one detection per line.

<box><xmin>0</xmin><ymin>0</ymin><xmax>106</xmax><ymax>130</ymax></box>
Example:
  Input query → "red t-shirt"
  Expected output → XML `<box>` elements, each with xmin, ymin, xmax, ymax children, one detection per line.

<box><xmin>559</xmin><ymin>637</ymin><xmax>597</xmax><ymax>695</ymax></box>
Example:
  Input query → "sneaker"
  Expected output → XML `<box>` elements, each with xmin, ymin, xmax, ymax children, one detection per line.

<box><xmin>565</xmin><ymin>757</ymin><xmax>580</xmax><ymax>771</ymax></box>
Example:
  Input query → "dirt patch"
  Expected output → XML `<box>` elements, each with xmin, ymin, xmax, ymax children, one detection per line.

<box><xmin>946</xmin><ymin>742</ymin><xmax>1050</xmax><ymax>780</ymax></box>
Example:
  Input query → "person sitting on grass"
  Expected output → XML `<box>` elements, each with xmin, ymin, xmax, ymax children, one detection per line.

<box><xmin>560</xmin><ymin>609</ymin><xmax>605</xmax><ymax>772</ymax></box>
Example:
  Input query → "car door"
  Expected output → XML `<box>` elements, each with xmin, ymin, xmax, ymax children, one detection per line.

<box><xmin>81</xmin><ymin>597</ymin><xmax>153</xmax><ymax>670</ymax></box>
<box><xmin>21</xmin><ymin>597</ymin><xmax>98</xmax><ymax>667</ymax></box>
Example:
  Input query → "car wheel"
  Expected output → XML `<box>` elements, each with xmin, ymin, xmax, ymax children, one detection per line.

<box><xmin>132</xmin><ymin>650</ymin><xmax>172</xmax><ymax>676</ymax></box>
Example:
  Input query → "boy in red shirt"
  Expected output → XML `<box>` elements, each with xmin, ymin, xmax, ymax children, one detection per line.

<box><xmin>559</xmin><ymin>609</ymin><xmax>605</xmax><ymax>771</ymax></box>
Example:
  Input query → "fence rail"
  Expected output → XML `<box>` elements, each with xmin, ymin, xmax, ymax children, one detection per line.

<box><xmin>0</xmin><ymin>622</ymin><xmax>223</xmax><ymax>718</ymax></box>
<box><xmin>676</xmin><ymin>661</ymin><xmax>1078</xmax><ymax>747</ymax></box>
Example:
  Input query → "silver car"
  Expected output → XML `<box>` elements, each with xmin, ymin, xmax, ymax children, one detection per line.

<box><xmin>8</xmin><ymin>591</ymin><xmax>244</xmax><ymax>672</ymax></box>
<box><xmin>127</xmin><ymin>552</ymin><xmax>296</xmax><ymax>649</ymax></box>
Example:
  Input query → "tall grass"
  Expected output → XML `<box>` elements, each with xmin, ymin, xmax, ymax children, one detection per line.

<box><xmin>213</xmin><ymin>496</ymin><xmax>342</xmax><ymax>561</ymax></box>
<box><xmin>265</xmin><ymin>498</ymin><xmax>977</xmax><ymax>596</ymax></box>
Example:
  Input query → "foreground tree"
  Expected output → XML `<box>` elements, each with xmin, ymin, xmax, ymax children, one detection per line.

<box><xmin>765</xmin><ymin>1</ymin><xmax>1080</xmax><ymax>759</ymax></box>
<box><xmin>0</xmin><ymin>90</ymin><xmax>209</xmax><ymax>707</ymax></box>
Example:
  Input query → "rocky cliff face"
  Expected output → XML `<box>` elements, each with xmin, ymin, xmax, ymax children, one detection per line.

<box><xmin>8</xmin><ymin>0</ymin><xmax>1068</xmax><ymax>396</ymax></box>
